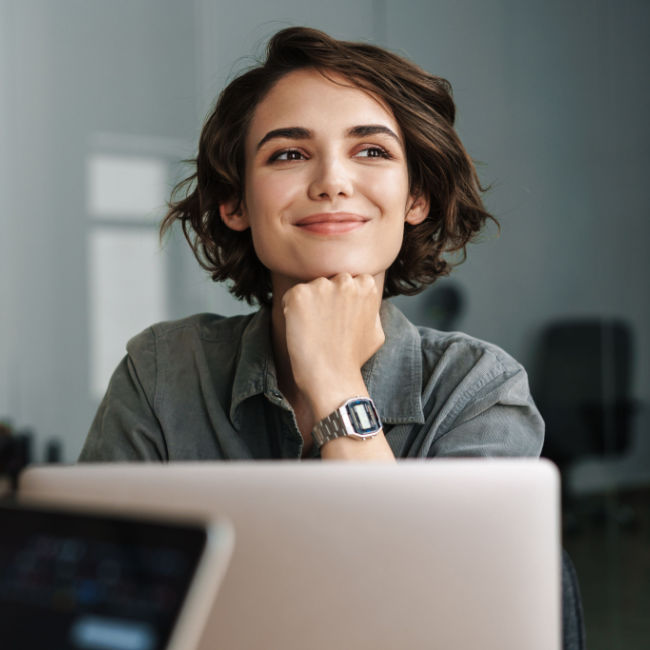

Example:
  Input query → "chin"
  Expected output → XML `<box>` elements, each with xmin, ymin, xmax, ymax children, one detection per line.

<box><xmin>304</xmin><ymin>258</ymin><xmax>378</xmax><ymax>279</ymax></box>
<box><xmin>306</xmin><ymin>266</ymin><xmax>365</xmax><ymax>280</ymax></box>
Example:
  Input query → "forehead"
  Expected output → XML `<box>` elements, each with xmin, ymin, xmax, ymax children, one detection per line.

<box><xmin>246</xmin><ymin>68</ymin><xmax>400</xmax><ymax>146</ymax></box>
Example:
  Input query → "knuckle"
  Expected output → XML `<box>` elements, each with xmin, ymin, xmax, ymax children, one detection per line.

<box><xmin>288</xmin><ymin>284</ymin><xmax>308</xmax><ymax>304</ymax></box>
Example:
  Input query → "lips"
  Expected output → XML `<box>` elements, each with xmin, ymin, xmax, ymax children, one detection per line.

<box><xmin>294</xmin><ymin>212</ymin><xmax>369</xmax><ymax>234</ymax></box>
<box><xmin>295</xmin><ymin>212</ymin><xmax>367</xmax><ymax>226</ymax></box>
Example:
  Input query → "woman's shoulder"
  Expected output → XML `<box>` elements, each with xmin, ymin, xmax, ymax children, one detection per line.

<box><xmin>416</xmin><ymin>325</ymin><xmax>524</xmax><ymax>374</ymax></box>
<box><xmin>383</xmin><ymin>301</ymin><xmax>523</xmax><ymax>375</ymax></box>
<box><xmin>125</xmin><ymin>311</ymin><xmax>261</xmax><ymax>357</ymax></box>
<box><xmin>378</xmin><ymin>303</ymin><xmax>543</xmax><ymax>458</ymax></box>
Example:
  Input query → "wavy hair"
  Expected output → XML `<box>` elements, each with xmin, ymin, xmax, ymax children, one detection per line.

<box><xmin>161</xmin><ymin>26</ymin><xmax>496</xmax><ymax>305</ymax></box>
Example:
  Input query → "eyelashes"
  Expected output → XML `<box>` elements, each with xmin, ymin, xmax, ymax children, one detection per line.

<box><xmin>355</xmin><ymin>146</ymin><xmax>393</xmax><ymax>159</ymax></box>
<box><xmin>268</xmin><ymin>149</ymin><xmax>306</xmax><ymax>162</ymax></box>
<box><xmin>267</xmin><ymin>145</ymin><xmax>394</xmax><ymax>164</ymax></box>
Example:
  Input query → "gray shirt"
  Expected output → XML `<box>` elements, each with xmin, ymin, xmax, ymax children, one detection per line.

<box><xmin>79</xmin><ymin>301</ymin><xmax>543</xmax><ymax>461</ymax></box>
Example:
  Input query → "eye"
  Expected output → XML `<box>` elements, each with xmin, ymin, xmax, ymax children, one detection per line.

<box><xmin>355</xmin><ymin>146</ymin><xmax>392</xmax><ymax>159</ymax></box>
<box><xmin>269</xmin><ymin>149</ymin><xmax>307</xmax><ymax>162</ymax></box>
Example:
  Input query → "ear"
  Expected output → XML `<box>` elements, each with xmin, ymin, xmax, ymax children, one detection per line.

<box><xmin>404</xmin><ymin>193</ymin><xmax>429</xmax><ymax>226</ymax></box>
<box><xmin>219</xmin><ymin>199</ymin><xmax>250</xmax><ymax>232</ymax></box>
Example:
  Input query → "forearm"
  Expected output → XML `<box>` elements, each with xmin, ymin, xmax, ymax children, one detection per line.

<box><xmin>279</xmin><ymin>273</ymin><xmax>393</xmax><ymax>461</ymax></box>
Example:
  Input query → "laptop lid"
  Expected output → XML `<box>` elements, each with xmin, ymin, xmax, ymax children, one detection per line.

<box><xmin>19</xmin><ymin>460</ymin><xmax>561</xmax><ymax>650</ymax></box>
<box><xmin>0</xmin><ymin>501</ymin><xmax>233</xmax><ymax>650</ymax></box>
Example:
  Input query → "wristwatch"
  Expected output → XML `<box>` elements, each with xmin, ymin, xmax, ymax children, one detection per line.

<box><xmin>312</xmin><ymin>397</ymin><xmax>382</xmax><ymax>449</ymax></box>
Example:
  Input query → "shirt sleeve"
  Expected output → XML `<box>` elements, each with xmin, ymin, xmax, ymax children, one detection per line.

<box><xmin>418</xmin><ymin>339</ymin><xmax>544</xmax><ymax>458</ymax></box>
<box><xmin>78</xmin><ymin>327</ymin><xmax>167</xmax><ymax>462</ymax></box>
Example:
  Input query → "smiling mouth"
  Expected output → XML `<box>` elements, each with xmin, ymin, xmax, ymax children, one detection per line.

<box><xmin>295</xmin><ymin>213</ymin><xmax>369</xmax><ymax>234</ymax></box>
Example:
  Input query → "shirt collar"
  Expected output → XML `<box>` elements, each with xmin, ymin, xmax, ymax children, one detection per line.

<box><xmin>362</xmin><ymin>300</ymin><xmax>425</xmax><ymax>425</ymax></box>
<box><xmin>230</xmin><ymin>300</ymin><xmax>425</xmax><ymax>428</ymax></box>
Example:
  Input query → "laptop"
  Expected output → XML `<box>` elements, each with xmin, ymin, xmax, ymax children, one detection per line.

<box><xmin>0</xmin><ymin>500</ymin><xmax>233</xmax><ymax>650</ymax></box>
<box><xmin>18</xmin><ymin>459</ymin><xmax>561</xmax><ymax>650</ymax></box>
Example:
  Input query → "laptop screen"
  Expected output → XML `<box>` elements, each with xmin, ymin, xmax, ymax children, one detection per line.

<box><xmin>0</xmin><ymin>502</ymin><xmax>208</xmax><ymax>650</ymax></box>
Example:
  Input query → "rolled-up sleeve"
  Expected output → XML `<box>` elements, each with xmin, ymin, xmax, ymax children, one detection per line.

<box><xmin>79</xmin><ymin>328</ymin><xmax>167</xmax><ymax>462</ymax></box>
<box><xmin>415</xmin><ymin>337</ymin><xmax>544</xmax><ymax>458</ymax></box>
<box><xmin>428</xmin><ymin>366</ymin><xmax>544</xmax><ymax>457</ymax></box>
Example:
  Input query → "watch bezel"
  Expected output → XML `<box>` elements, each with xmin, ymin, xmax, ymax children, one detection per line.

<box><xmin>312</xmin><ymin>397</ymin><xmax>382</xmax><ymax>448</ymax></box>
<box><xmin>342</xmin><ymin>398</ymin><xmax>381</xmax><ymax>438</ymax></box>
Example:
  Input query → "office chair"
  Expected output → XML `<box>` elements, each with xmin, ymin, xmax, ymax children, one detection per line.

<box><xmin>562</xmin><ymin>549</ymin><xmax>586</xmax><ymax>649</ymax></box>
<box><xmin>536</xmin><ymin>318</ymin><xmax>635</xmax><ymax>470</ymax></box>
<box><xmin>0</xmin><ymin>425</ymin><xmax>32</xmax><ymax>493</ymax></box>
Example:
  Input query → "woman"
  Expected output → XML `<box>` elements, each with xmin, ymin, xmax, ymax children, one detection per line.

<box><xmin>79</xmin><ymin>26</ymin><xmax>543</xmax><ymax>462</ymax></box>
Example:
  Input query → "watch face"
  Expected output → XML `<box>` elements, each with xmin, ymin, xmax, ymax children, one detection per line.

<box><xmin>345</xmin><ymin>399</ymin><xmax>380</xmax><ymax>434</ymax></box>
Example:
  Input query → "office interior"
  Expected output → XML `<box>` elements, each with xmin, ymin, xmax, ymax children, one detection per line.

<box><xmin>0</xmin><ymin>1</ymin><xmax>648</xmax><ymax>648</ymax></box>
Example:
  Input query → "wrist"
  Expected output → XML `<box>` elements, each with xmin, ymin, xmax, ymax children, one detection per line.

<box><xmin>302</xmin><ymin>373</ymin><xmax>368</xmax><ymax>423</ymax></box>
<box><xmin>311</xmin><ymin>395</ymin><xmax>382</xmax><ymax>451</ymax></box>
<box><xmin>319</xmin><ymin>431</ymin><xmax>395</xmax><ymax>461</ymax></box>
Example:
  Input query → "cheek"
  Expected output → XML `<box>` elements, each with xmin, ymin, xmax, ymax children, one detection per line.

<box><xmin>243</xmin><ymin>179</ymin><xmax>291</xmax><ymax>266</ymax></box>
<box><xmin>362</xmin><ymin>167</ymin><xmax>410</xmax><ymax>209</ymax></box>
<box><xmin>246</xmin><ymin>172</ymin><xmax>300</xmax><ymax>218</ymax></box>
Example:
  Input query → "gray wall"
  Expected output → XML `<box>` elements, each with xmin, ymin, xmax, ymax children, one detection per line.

<box><xmin>0</xmin><ymin>0</ymin><xmax>198</xmax><ymax>457</ymax></box>
<box><xmin>1</xmin><ymin>0</ymin><xmax>648</xmax><ymax>466</ymax></box>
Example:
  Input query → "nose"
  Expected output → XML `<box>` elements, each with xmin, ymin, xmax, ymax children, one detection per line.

<box><xmin>307</xmin><ymin>155</ymin><xmax>354</xmax><ymax>201</ymax></box>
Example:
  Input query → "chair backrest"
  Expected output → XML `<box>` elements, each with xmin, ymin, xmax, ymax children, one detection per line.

<box><xmin>535</xmin><ymin>319</ymin><xmax>633</xmax><ymax>461</ymax></box>
<box><xmin>561</xmin><ymin>549</ymin><xmax>586</xmax><ymax>650</ymax></box>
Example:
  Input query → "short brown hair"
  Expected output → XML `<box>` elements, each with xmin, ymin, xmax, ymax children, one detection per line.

<box><xmin>161</xmin><ymin>26</ymin><xmax>495</xmax><ymax>306</ymax></box>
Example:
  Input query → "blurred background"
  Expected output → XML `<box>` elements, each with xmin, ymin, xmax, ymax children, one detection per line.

<box><xmin>0</xmin><ymin>0</ymin><xmax>648</xmax><ymax>647</ymax></box>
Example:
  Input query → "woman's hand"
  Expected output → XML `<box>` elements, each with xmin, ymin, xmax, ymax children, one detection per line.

<box><xmin>281</xmin><ymin>273</ymin><xmax>384</xmax><ymax>421</ymax></box>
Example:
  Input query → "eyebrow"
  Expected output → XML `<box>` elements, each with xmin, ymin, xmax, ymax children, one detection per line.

<box><xmin>256</xmin><ymin>127</ymin><xmax>311</xmax><ymax>150</ymax></box>
<box><xmin>347</xmin><ymin>125</ymin><xmax>401</xmax><ymax>143</ymax></box>
<box><xmin>255</xmin><ymin>124</ymin><xmax>401</xmax><ymax>151</ymax></box>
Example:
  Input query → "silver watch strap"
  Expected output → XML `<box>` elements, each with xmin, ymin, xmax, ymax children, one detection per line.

<box><xmin>312</xmin><ymin>409</ymin><xmax>349</xmax><ymax>447</ymax></box>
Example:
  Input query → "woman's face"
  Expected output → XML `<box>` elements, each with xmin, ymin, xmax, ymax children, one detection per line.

<box><xmin>221</xmin><ymin>68</ymin><xmax>427</xmax><ymax>297</ymax></box>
